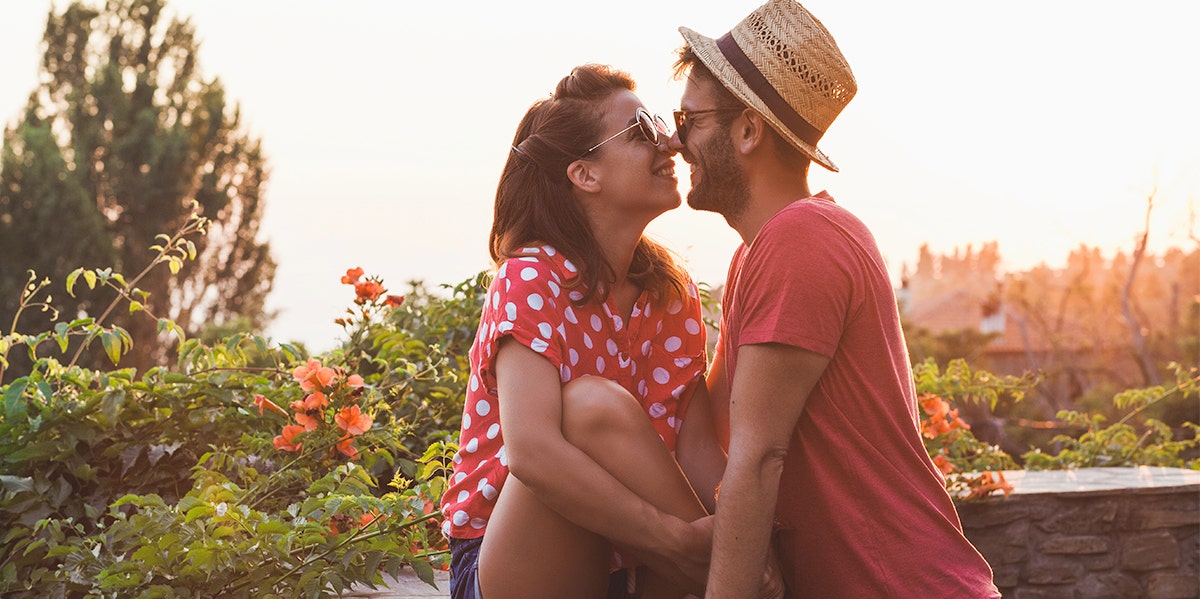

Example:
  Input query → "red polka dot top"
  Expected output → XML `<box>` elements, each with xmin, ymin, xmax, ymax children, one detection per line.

<box><xmin>440</xmin><ymin>244</ymin><xmax>708</xmax><ymax>540</ymax></box>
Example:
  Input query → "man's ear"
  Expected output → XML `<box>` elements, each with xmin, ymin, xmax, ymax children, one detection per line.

<box><xmin>731</xmin><ymin>109</ymin><xmax>768</xmax><ymax>156</ymax></box>
<box><xmin>566</xmin><ymin>159</ymin><xmax>602</xmax><ymax>193</ymax></box>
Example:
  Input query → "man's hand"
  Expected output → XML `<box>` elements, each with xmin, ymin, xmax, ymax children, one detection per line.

<box><xmin>757</xmin><ymin>543</ymin><xmax>785</xmax><ymax>599</ymax></box>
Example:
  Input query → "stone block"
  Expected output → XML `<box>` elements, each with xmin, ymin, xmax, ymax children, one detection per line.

<box><xmin>991</xmin><ymin>565</ymin><xmax>1019</xmax><ymax>589</ymax></box>
<box><xmin>1077</xmin><ymin>572</ymin><xmax>1142</xmax><ymax>598</ymax></box>
<box><xmin>1138</xmin><ymin>508</ymin><xmax>1200</xmax><ymax>530</ymax></box>
<box><xmin>958</xmin><ymin>500</ymin><xmax>1030</xmax><ymax>528</ymax></box>
<box><xmin>1122</xmin><ymin>531</ymin><xmax>1181</xmax><ymax>571</ymax></box>
<box><xmin>1036</xmin><ymin>500</ymin><xmax>1119</xmax><ymax>534</ymax></box>
<box><xmin>1023</xmin><ymin>556</ymin><xmax>1082</xmax><ymax>585</ymax></box>
<box><xmin>1040</xmin><ymin>535</ymin><xmax>1109</xmax><ymax>555</ymax></box>
<box><xmin>1146</xmin><ymin>572</ymin><xmax>1199</xmax><ymax>599</ymax></box>
<box><xmin>1080</xmin><ymin>552</ymin><xmax>1117</xmax><ymax>571</ymax></box>
<box><xmin>1013</xmin><ymin>586</ymin><xmax>1075</xmax><ymax>599</ymax></box>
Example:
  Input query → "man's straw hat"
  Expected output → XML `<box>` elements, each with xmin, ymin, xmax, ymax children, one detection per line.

<box><xmin>679</xmin><ymin>0</ymin><xmax>856</xmax><ymax>171</ymax></box>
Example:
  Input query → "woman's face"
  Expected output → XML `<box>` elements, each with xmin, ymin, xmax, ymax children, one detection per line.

<box><xmin>577</xmin><ymin>90</ymin><xmax>680</xmax><ymax>221</ymax></box>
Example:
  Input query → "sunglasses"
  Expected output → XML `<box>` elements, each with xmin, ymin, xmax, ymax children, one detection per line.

<box><xmin>672</xmin><ymin>108</ymin><xmax>745</xmax><ymax>144</ymax></box>
<box><xmin>581</xmin><ymin>107</ymin><xmax>671</xmax><ymax>157</ymax></box>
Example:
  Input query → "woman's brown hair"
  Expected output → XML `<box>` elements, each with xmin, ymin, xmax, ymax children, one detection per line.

<box><xmin>490</xmin><ymin>64</ymin><xmax>689</xmax><ymax>304</ymax></box>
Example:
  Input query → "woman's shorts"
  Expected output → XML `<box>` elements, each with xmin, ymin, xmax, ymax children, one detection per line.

<box><xmin>449</xmin><ymin>536</ymin><xmax>483</xmax><ymax>599</ymax></box>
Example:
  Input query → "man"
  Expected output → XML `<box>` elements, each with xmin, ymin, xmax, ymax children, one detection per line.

<box><xmin>669</xmin><ymin>1</ymin><xmax>1000</xmax><ymax>597</ymax></box>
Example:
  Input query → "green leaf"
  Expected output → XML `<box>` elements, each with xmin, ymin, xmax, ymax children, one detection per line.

<box><xmin>5</xmin><ymin>442</ymin><xmax>56</xmax><ymax>463</ymax></box>
<box><xmin>83</xmin><ymin>269</ymin><xmax>97</xmax><ymax>289</ymax></box>
<box><xmin>185</xmin><ymin>505</ymin><xmax>214</xmax><ymax>522</ymax></box>
<box><xmin>65</xmin><ymin>268</ymin><xmax>82</xmax><ymax>296</ymax></box>
<box><xmin>35</xmin><ymin>381</ymin><xmax>52</xmax><ymax>402</ymax></box>
<box><xmin>129</xmin><ymin>301</ymin><xmax>143</xmax><ymax>314</ymax></box>
<box><xmin>408</xmin><ymin>558</ymin><xmax>436</xmax><ymax>586</ymax></box>
<box><xmin>0</xmin><ymin>475</ymin><xmax>34</xmax><ymax>493</ymax></box>
<box><xmin>255</xmin><ymin>521</ymin><xmax>289</xmax><ymax>535</ymax></box>
<box><xmin>101</xmin><ymin>391</ymin><xmax>126</xmax><ymax>424</ymax></box>
<box><xmin>101</xmin><ymin>331</ymin><xmax>121</xmax><ymax>365</ymax></box>
<box><xmin>131</xmin><ymin>545</ymin><xmax>162</xmax><ymax>566</ymax></box>
<box><xmin>4</xmin><ymin>380</ymin><xmax>28</xmax><ymax>421</ymax></box>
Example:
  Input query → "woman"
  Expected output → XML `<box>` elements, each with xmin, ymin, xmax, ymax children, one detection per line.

<box><xmin>440</xmin><ymin>64</ymin><xmax>728</xmax><ymax>599</ymax></box>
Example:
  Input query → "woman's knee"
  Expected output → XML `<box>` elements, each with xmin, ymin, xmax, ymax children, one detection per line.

<box><xmin>561</xmin><ymin>377</ymin><xmax>645</xmax><ymax>443</ymax></box>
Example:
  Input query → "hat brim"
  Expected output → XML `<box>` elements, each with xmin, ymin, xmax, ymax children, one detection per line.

<box><xmin>678</xmin><ymin>26</ymin><xmax>839</xmax><ymax>172</ymax></box>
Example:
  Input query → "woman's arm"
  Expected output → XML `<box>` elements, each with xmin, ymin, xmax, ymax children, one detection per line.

<box><xmin>675</xmin><ymin>381</ymin><xmax>726</xmax><ymax>515</ymax></box>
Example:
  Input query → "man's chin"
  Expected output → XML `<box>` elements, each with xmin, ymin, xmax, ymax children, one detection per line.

<box><xmin>686</xmin><ymin>191</ymin><xmax>713</xmax><ymax>212</ymax></box>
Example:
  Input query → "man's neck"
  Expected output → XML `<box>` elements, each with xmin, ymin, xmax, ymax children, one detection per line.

<box><xmin>731</xmin><ymin>174</ymin><xmax>811</xmax><ymax>246</ymax></box>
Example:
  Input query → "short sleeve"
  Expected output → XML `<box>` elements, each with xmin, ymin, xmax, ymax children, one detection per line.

<box><xmin>736</xmin><ymin>206</ymin><xmax>854</xmax><ymax>357</ymax></box>
<box><xmin>474</xmin><ymin>256</ymin><xmax>568</xmax><ymax>386</ymax></box>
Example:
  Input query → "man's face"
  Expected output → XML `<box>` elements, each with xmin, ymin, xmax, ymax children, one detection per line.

<box><xmin>673</xmin><ymin>75</ymin><xmax>750</xmax><ymax>222</ymax></box>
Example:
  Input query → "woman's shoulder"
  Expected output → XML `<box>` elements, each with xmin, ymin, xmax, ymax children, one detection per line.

<box><xmin>495</xmin><ymin>244</ymin><xmax>578</xmax><ymax>282</ymax></box>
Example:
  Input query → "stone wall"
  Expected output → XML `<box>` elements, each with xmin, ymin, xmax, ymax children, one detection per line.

<box><xmin>957</xmin><ymin>469</ymin><xmax>1199</xmax><ymax>599</ymax></box>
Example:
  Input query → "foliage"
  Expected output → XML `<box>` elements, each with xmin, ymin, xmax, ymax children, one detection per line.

<box><xmin>912</xmin><ymin>360</ymin><xmax>1023</xmax><ymax>500</ymax></box>
<box><xmin>0</xmin><ymin>0</ymin><xmax>274</xmax><ymax>378</ymax></box>
<box><xmin>331</xmin><ymin>272</ymin><xmax>489</xmax><ymax>457</ymax></box>
<box><xmin>1022</xmin><ymin>363</ymin><xmax>1200</xmax><ymax>470</ymax></box>
<box><xmin>912</xmin><ymin>358</ymin><xmax>1038</xmax><ymax>411</ymax></box>
<box><xmin>0</xmin><ymin>219</ymin><xmax>450</xmax><ymax>596</ymax></box>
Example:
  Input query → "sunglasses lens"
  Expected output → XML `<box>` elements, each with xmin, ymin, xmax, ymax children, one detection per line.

<box><xmin>674</xmin><ymin>113</ymin><xmax>689</xmax><ymax>144</ymax></box>
<box><xmin>635</xmin><ymin>109</ymin><xmax>658</xmax><ymax>145</ymax></box>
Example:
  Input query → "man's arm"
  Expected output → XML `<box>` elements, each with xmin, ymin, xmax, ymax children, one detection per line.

<box><xmin>706</xmin><ymin>342</ymin><xmax>829</xmax><ymax>598</ymax></box>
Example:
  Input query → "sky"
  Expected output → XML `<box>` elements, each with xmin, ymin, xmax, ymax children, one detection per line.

<box><xmin>2</xmin><ymin>1</ymin><xmax>1197</xmax><ymax>352</ymax></box>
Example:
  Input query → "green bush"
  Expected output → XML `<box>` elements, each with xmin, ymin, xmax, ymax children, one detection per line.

<box><xmin>0</xmin><ymin>212</ymin><xmax>456</xmax><ymax>597</ymax></box>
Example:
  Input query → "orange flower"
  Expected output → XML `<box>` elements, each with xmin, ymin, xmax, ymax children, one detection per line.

<box><xmin>354</xmin><ymin>280</ymin><xmax>384</xmax><ymax>302</ymax></box>
<box><xmin>965</xmin><ymin>471</ymin><xmax>1014</xmax><ymax>500</ymax></box>
<box><xmin>920</xmin><ymin>394</ymin><xmax>949</xmax><ymax>420</ymax></box>
<box><xmin>293</xmin><ymin>358</ymin><xmax>337</xmax><ymax>391</ymax></box>
<box><xmin>947</xmin><ymin>408</ymin><xmax>971</xmax><ymax>431</ymax></box>
<box><xmin>346</xmin><ymin>374</ymin><xmax>364</xmax><ymax>389</ymax></box>
<box><xmin>932</xmin><ymin>454</ymin><xmax>956</xmax><ymax>475</ymax></box>
<box><xmin>336</xmin><ymin>436</ymin><xmax>360</xmax><ymax>459</ymax></box>
<box><xmin>273</xmin><ymin>424</ymin><xmax>306</xmax><ymax>452</ymax></box>
<box><xmin>341</xmin><ymin>267</ymin><xmax>365</xmax><ymax>285</ymax></box>
<box><xmin>359</xmin><ymin>510</ymin><xmax>385</xmax><ymax>529</ymax></box>
<box><xmin>253</xmin><ymin>394</ymin><xmax>289</xmax><ymax>417</ymax></box>
<box><xmin>303</xmin><ymin>390</ymin><xmax>329</xmax><ymax>410</ymax></box>
<box><xmin>295</xmin><ymin>411</ymin><xmax>321</xmax><ymax>431</ymax></box>
<box><xmin>335</xmin><ymin>405</ymin><xmax>372</xmax><ymax>435</ymax></box>
<box><xmin>385</xmin><ymin>294</ymin><xmax>405</xmax><ymax>307</ymax></box>
<box><xmin>924</xmin><ymin>418</ymin><xmax>952</xmax><ymax>439</ymax></box>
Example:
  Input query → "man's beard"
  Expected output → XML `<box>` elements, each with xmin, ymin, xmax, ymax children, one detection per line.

<box><xmin>686</xmin><ymin>133</ymin><xmax>750</xmax><ymax>222</ymax></box>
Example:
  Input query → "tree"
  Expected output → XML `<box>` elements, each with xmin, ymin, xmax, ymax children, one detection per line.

<box><xmin>0</xmin><ymin>0</ymin><xmax>274</xmax><ymax>374</ymax></box>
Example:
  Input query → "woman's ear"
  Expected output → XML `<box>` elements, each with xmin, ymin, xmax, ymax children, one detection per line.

<box><xmin>566</xmin><ymin>159</ymin><xmax>602</xmax><ymax>194</ymax></box>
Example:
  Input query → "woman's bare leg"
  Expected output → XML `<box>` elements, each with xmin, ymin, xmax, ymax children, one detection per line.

<box><xmin>479</xmin><ymin>471</ymin><xmax>611</xmax><ymax>599</ymax></box>
<box><xmin>560</xmin><ymin>377</ymin><xmax>709</xmax><ymax>598</ymax></box>
<box><xmin>479</xmin><ymin>376</ymin><xmax>710</xmax><ymax>599</ymax></box>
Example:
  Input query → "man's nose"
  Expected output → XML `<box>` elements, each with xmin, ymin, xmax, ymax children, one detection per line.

<box><xmin>667</xmin><ymin>131</ymin><xmax>685</xmax><ymax>154</ymax></box>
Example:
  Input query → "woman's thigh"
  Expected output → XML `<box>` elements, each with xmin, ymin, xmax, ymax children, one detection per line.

<box><xmin>479</xmin><ymin>472</ymin><xmax>611</xmax><ymax>599</ymax></box>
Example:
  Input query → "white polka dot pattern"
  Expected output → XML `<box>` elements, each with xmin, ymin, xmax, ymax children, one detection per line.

<box><xmin>440</xmin><ymin>246</ymin><xmax>707</xmax><ymax>540</ymax></box>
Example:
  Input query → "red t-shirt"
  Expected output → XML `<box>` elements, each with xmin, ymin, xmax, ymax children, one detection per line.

<box><xmin>441</xmin><ymin>244</ymin><xmax>707</xmax><ymax>541</ymax></box>
<box><xmin>718</xmin><ymin>193</ymin><xmax>999</xmax><ymax>598</ymax></box>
